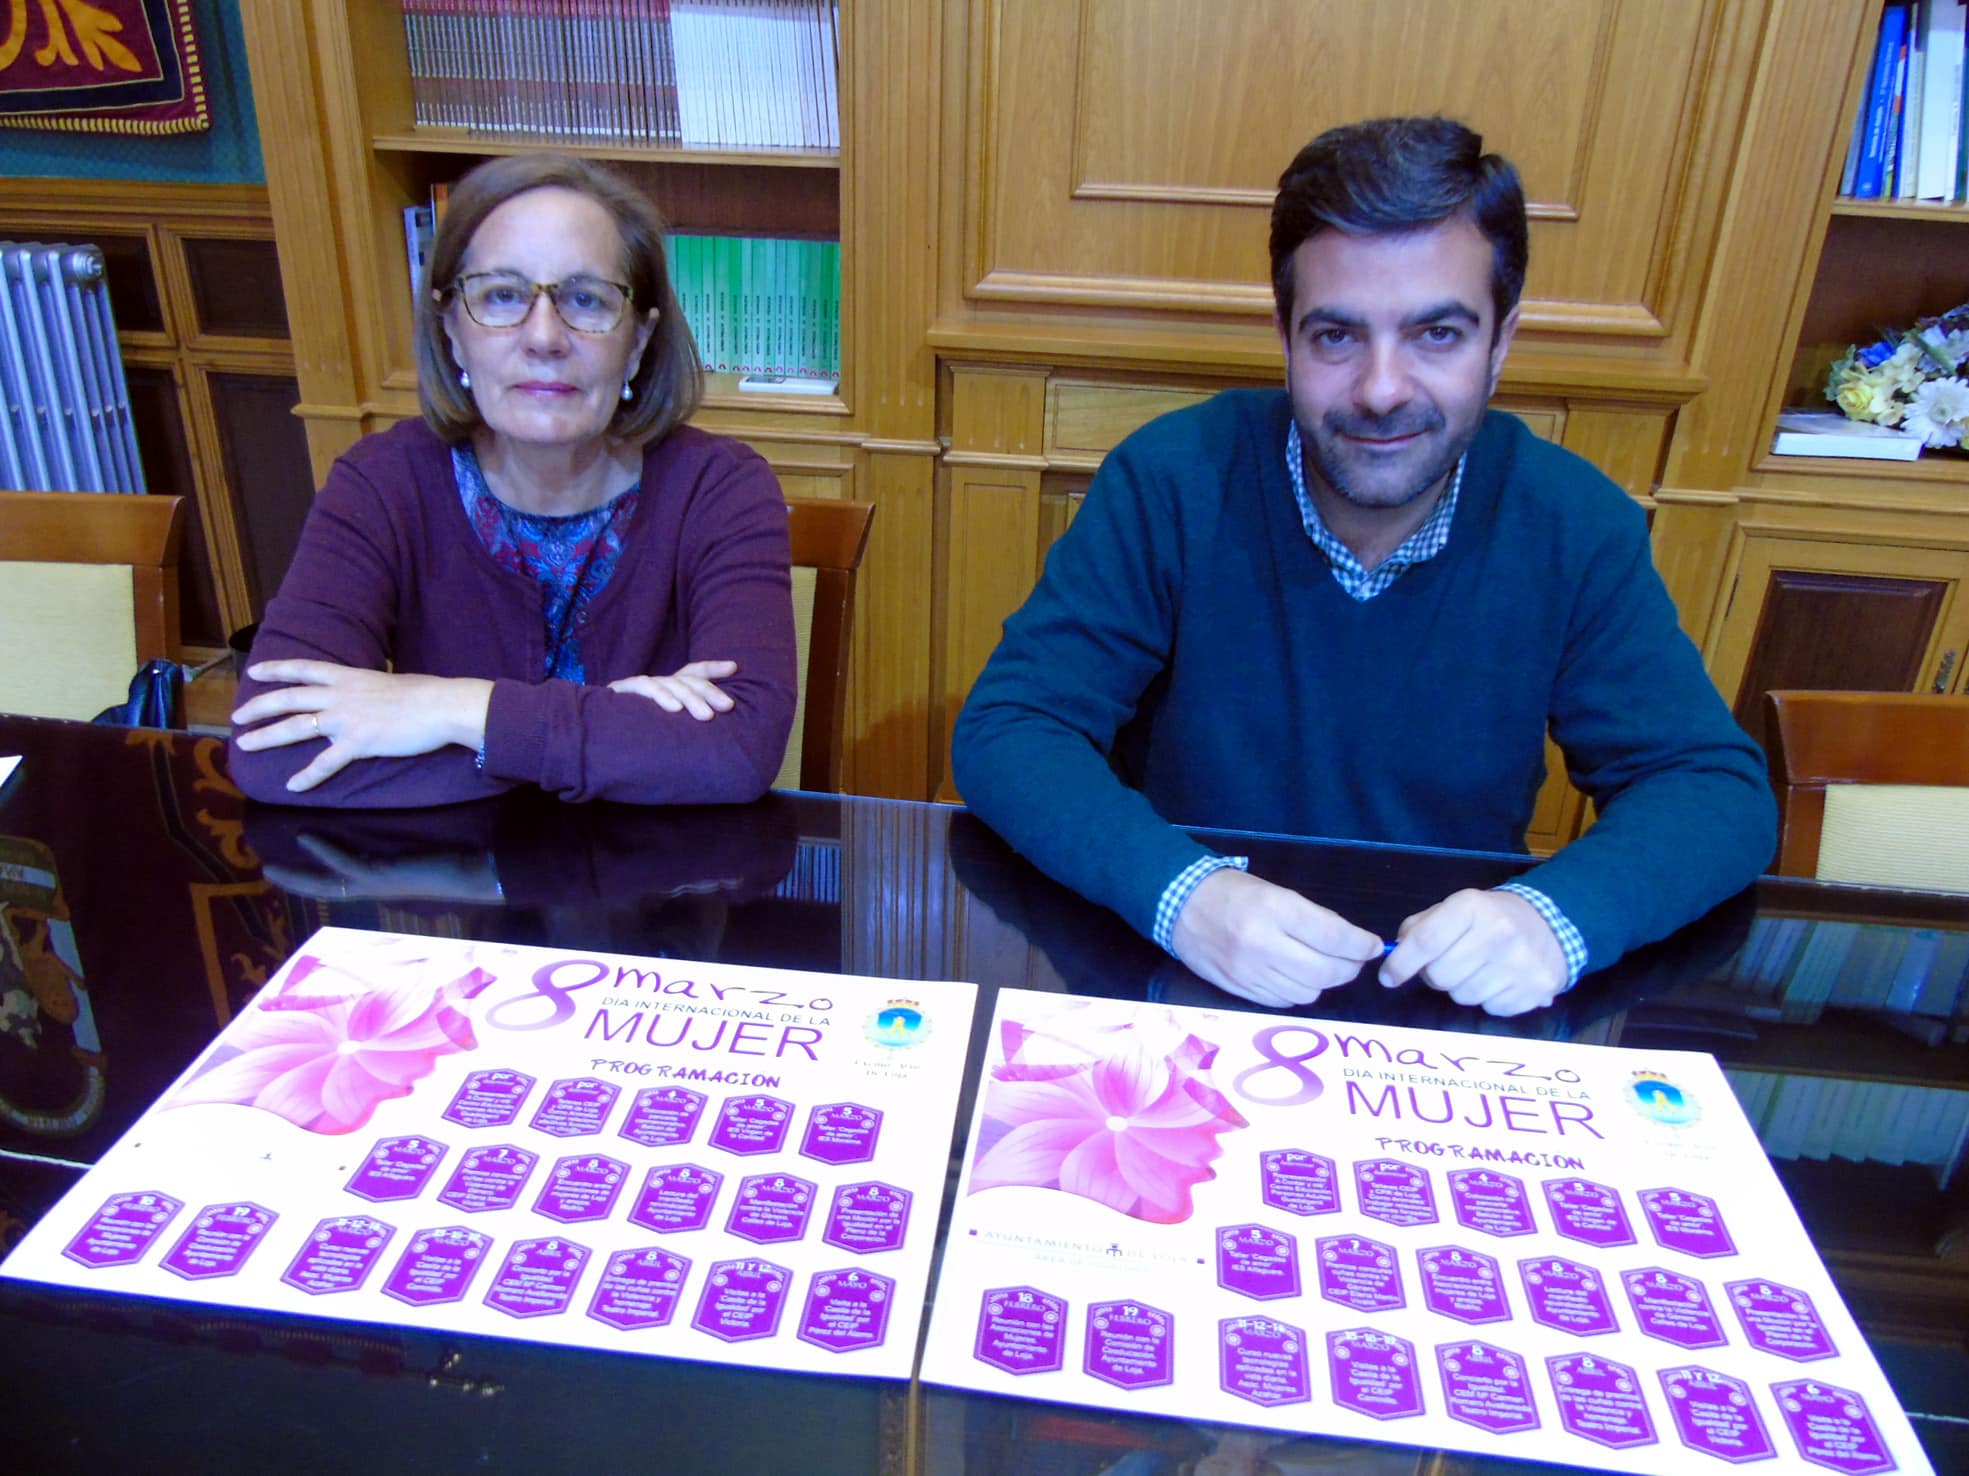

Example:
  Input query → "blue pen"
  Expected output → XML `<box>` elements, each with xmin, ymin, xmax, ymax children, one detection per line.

<box><xmin>1380</xmin><ymin>941</ymin><xmax>1398</xmax><ymax>956</ymax></box>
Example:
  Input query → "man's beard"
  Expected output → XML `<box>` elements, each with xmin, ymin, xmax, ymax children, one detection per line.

<box><xmin>1299</xmin><ymin>404</ymin><xmax>1471</xmax><ymax>510</ymax></box>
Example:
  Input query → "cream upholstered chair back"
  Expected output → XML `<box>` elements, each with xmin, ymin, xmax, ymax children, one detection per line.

<box><xmin>0</xmin><ymin>490</ymin><xmax>184</xmax><ymax>721</ymax></box>
<box><xmin>772</xmin><ymin>497</ymin><xmax>874</xmax><ymax>792</ymax></box>
<box><xmin>1765</xmin><ymin>690</ymin><xmax>1969</xmax><ymax>891</ymax></box>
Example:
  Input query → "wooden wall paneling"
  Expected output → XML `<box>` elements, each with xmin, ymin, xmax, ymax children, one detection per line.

<box><xmin>938</xmin><ymin>365</ymin><xmax>1049</xmax><ymax>801</ymax></box>
<box><xmin>855</xmin><ymin>446</ymin><xmax>940</xmax><ymax>798</ymax></box>
<box><xmin>1650</xmin><ymin>495</ymin><xmax>1743</xmax><ymax>646</ymax></box>
<box><xmin>1663</xmin><ymin>0</ymin><xmax>1873</xmax><ymax>493</ymax></box>
<box><xmin>236</xmin><ymin>0</ymin><xmax>369</xmax><ymax>479</ymax></box>
<box><xmin>1558</xmin><ymin>406</ymin><xmax>1670</xmax><ymax>510</ymax></box>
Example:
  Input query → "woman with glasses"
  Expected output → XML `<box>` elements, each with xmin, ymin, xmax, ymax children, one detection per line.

<box><xmin>229</xmin><ymin>154</ymin><xmax>795</xmax><ymax>807</ymax></box>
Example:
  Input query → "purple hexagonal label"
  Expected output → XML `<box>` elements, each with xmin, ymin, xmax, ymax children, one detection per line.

<box><xmin>1521</xmin><ymin>1256</ymin><xmax>1618</xmax><ymax>1336</ymax></box>
<box><xmin>62</xmin><ymin>1191</ymin><xmax>183</xmax><ymax>1269</ymax></box>
<box><xmin>1543</xmin><ymin>1177</ymin><xmax>1636</xmax><ymax>1249</ymax></box>
<box><xmin>436</xmin><ymin>1144</ymin><xmax>537</xmax><ymax>1213</ymax></box>
<box><xmin>1661</xmin><ymin>1366</ymin><xmax>1777</xmax><ymax>1463</ymax></box>
<box><xmin>799</xmin><ymin>1102</ymin><xmax>882</xmax><ymax>1166</ymax></box>
<box><xmin>1354</xmin><ymin>1158</ymin><xmax>1437</xmax><ymax>1227</ymax></box>
<box><xmin>1215</xmin><ymin>1223</ymin><xmax>1299</xmax><ymax>1301</ymax></box>
<box><xmin>160</xmin><ymin>1202</ymin><xmax>277</xmax><ymax>1281</ymax></box>
<box><xmin>532</xmin><ymin>1153</ymin><xmax>629</xmax><ymax>1224</ymax></box>
<box><xmin>1447</xmin><ymin>1169</ymin><xmax>1536</xmax><ymax>1238</ymax></box>
<box><xmin>1548</xmin><ymin>1353</ymin><xmax>1657</xmax><ymax>1450</ymax></box>
<box><xmin>1317</xmin><ymin>1234</ymin><xmax>1404</xmax><ymax>1313</ymax></box>
<box><xmin>1623</xmin><ymin>1267</ymin><xmax>1727</xmax><ymax>1350</ymax></box>
<box><xmin>1772</xmin><ymin>1380</ymin><xmax>1895</xmax><ymax>1474</ymax></box>
<box><xmin>485</xmin><ymin>1236</ymin><xmax>590</xmax><ymax>1318</ymax></box>
<box><xmin>1418</xmin><ymin>1245</ymin><xmax>1510</xmax><ymax>1325</ymax></box>
<box><xmin>586</xmin><ymin>1246</ymin><xmax>691</xmax><ymax>1331</ymax></box>
<box><xmin>1084</xmin><ymin>1300</ymin><xmax>1174</xmax><ymax>1390</ymax></box>
<box><xmin>382</xmin><ymin>1225</ymin><xmax>493</xmax><ymax>1306</ymax></box>
<box><xmin>1640</xmin><ymin>1187</ymin><xmax>1737</xmax><ymax>1259</ymax></box>
<box><xmin>692</xmin><ymin>1257</ymin><xmax>791</xmax><ymax>1342</ymax></box>
<box><xmin>279</xmin><ymin>1214</ymin><xmax>395</xmax><ymax>1295</ymax></box>
<box><xmin>708</xmin><ymin>1094</ymin><xmax>794</xmax><ymax>1156</ymax></box>
<box><xmin>797</xmin><ymin>1268</ymin><xmax>894</xmax><ymax>1353</ymax></box>
<box><xmin>1218</xmin><ymin>1316</ymin><xmax>1310</xmax><ymax>1408</ymax></box>
<box><xmin>725</xmin><ymin>1172</ymin><xmax>817</xmax><ymax>1245</ymax></box>
<box><xmin>529</xmin><ymin>1077</ymin><xmax>619</xmax><ymax>1138</ymax></box>
<box><xmin>1437</xmin><ymin>1340</ymin><xmax>1539</xmax><ymax>1435</ymax></box>
<box><xmin>618</xmin><ymin>1086</ymin><xmax>707</xmax><ymax>1149</ymax></box>
<box><xmin>441</xmin><ymin>1069</ymin><xmax>535</xmax><ymax>1129</ymax></box>
<box><xmin>1327</xmin><ymin>1328</ymin><xmax>1425</xmax><ymax>1421</ymax></box>
<box><xmin>1260</xmin><ymin>1149</ymin><xmax>1340</xmax><ymax>1217</ymax></box>
<box><xmin>626</xmin><ymin>1163</ymin><xmax>723</xmax><ymax>1234</ymax></box>
<box><xmin>1727</xmin><ymin>1279</ymin><xmax>1837</xmax><ymax>1362</ymax></box>
<box><xmin>975</xmin><ymin>1286</ymin><xmax>1067</xmax><ymax>1375</ymax></box>
<box><xmin>345</xmin><ymin>1136</ymin><xmax>449</xmax><ymax>1203</ymax></box>
<box><xmin>821</xmin><ymin>1181</ymin><xmax>911</xmax><ymax>1255</ymax></box>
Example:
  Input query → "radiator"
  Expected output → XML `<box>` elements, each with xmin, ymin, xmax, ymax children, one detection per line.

<box><xmin>0</xmin><ymin>243</ymin><xmax>145</xmax><ymax>494</ymax></box>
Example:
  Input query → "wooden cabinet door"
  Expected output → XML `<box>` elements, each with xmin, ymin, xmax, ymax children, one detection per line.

<box><xmin>1708</xmin><ymin>535</ymin><xmax>1969</xmax><ymax>735</ymax></box>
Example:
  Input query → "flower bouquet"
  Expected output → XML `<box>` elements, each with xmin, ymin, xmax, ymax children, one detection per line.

<box><xmin>1824</xmin><ymin>303</ymin><xmax>1969</xmax><ymax>451</ymax></box>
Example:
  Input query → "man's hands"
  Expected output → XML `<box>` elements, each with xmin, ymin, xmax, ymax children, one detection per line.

<box><xmin>1380</xmin><ymin>888</ymin><xmax>1568</xmax><ymax>1017</ymax></box>
<box><xmin>232</xmin><ymin>661</ymin><xmax>493</xmax><ymax>793</ymax></box>
<box><xmin>1169</xmin><ymin>869</ymin><xmax>1383</xmax><ymax>1009</ymax></box>
<box><xmin>1170</xmin><ymin>872</ymin><xmax>1570</xmax><ymax>1017</ymax></box>
<box><xmin>608</xmin><ymin>659</ymin><xmax>738</xmax><ymax>720</ymax></box>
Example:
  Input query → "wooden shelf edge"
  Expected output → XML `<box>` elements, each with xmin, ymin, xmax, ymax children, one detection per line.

<box><xmin>371</xmin><ymin>129</ymin><xmax>841</xmax><ymax>170</ymax></box>
<box><xmin>1829</xmin><ymin>198</ymin><xmax>1969</xmax><ymax>223</ymax></box>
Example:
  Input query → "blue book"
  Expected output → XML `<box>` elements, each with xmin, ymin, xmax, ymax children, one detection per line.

<box><xmin>1857</xmin><ymin>4</ymin><xmax>1912</xmax><ymax>197</ymax></box>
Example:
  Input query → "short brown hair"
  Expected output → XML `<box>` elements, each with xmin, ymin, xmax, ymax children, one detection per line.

<box><xmin>415</xmin><ymin>153</ymin><xmax>703</xmax><ymax>443</ymax></box>
<box><xmin>1270</xmin><ymin>117</ymin><xmax>1528</xmax><ymax>333</ymax></box>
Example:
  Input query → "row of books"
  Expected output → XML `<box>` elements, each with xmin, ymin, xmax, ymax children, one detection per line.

<box><xmin>668</xmin><ymin>233</ymin><xmax>839</xmax><ymax>383</ymax></box>
<box><xmin>401</xmin><ymin>206</ymin><xmax>841</xmax><ymax>387</ymax></box>
<box><xmin>399</xmin><ymin>1</ymin><xmax>840</xmax><ymax>150</ymax></box>
<box><xmin>1721</xmin><ymin>916</ymin><xmax>1968</xmax><ymax>1037</ymax></box>
<box><xmin>1840</xmin><ymin>0</ymin><xmax>1969</xmax><ymax>202</ymax></box>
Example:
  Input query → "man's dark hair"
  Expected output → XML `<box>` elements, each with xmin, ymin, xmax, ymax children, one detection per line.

<box><xmin>1269</xmin><ymin>116</ymin><xmax>1529</xmax><ymax>331</ymax></box>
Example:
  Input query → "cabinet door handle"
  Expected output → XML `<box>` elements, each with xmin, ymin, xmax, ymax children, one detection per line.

<box><xmin>1935</xmin><ymin>649</ymin><xmax>1959</xmax><ymax>694</ymax></box>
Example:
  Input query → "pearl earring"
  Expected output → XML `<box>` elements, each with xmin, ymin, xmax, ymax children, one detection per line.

<box><xmin>621</xmin><ymin>377</ymin><xmax>634</xmax><ymax>401</ymax></box>
<box><xmin>459</xmin><ymin>369</ymin><xmax>472</xmax><ymax>389</ymax></box>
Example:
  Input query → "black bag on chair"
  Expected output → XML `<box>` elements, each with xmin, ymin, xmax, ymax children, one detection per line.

<box><xmin>92</xmin><ymin>659</ymin><xmax>184</xmax><ymax>729</ymax></box>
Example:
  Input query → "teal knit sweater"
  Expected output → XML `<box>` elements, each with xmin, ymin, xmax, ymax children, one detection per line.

<box><xmin>951</xmin><ymin>389</ymin><xmax>1775</xmax><ymax>976</ymax></box>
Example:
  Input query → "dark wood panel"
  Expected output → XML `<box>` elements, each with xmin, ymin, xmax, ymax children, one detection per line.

<box><xmin>206</xmin><ymin>372</ymin><xmax>314</xmax><ymax>617</ymax></box>
<box><xmin>182</xmin><ymin>237</ymin><xmax>290</xmax><ymax>340</ymax></box>
<box><xmin>90</xmin><ymin>232</ymin><xmax>166</xmax><ymax>337</ymax></box>
<box><xmin>1732</xmin><ymin>569</ymin><xmax>1946</xmax><ymax>731</ymax></box>
<box><xmin>125</xmin><ymin>364</ymin><xmax>225</xmax><ymax>648</ymax></box>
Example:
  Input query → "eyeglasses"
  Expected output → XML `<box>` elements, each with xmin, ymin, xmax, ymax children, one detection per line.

<box><xmin>451</xmin><ymin>271</ymin><xmax>634</xmax><ymax>334</ymax></box>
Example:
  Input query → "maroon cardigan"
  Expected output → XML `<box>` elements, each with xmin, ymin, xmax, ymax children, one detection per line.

<box><xmin>229</xmin><ymin>418</ymin><xmax>796</xmax><ymax>808</ymax></box>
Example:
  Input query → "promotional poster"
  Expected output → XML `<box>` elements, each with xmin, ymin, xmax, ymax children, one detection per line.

<box><xmin>4</xmin><ymin>928</ymin><xmax>976</xmax><ymax>1381</ymax></box>
<box><xmin>921</xmin><ymin>989</ymin><xmax>1929</xmax><ymax>1475</ymax></box>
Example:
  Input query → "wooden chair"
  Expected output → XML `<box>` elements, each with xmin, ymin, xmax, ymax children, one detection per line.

<box><xmin>776</xmin><ymin>497</ymin><xmax>874</xmax><ymax>792</ymax></box>
<box><xmin>0</xmin><ymin>490</ymin><xmax>185</xmax><ymax>722</ymax></box>
<box><xmin>1764</xmin><ymin>690</ymin><xmax>1969</xmax><ymax>890</ymax></box>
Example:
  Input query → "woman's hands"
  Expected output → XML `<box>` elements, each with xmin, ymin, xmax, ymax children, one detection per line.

<box><xmin>608</xmin><ymin>659</ymin><xmax>739</xmax><ymax>720</ymax></box>
<box><xmin>232</xmin><ymin>661</ymin><xmax>494</xmax><ymax>794</ymax></box>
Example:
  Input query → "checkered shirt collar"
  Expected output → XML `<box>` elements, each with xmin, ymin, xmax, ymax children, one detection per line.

<box><xmin>1285</xmin><ymin>418</ymin><xmax>1464</xmax><ymax>602</ymax></box>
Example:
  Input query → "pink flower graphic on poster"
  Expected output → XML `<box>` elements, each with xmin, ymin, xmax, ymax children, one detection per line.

<box><xmin>168</xmin><ymin>944</ymin><xmax>498</xmax><ymax>1135</ymax></box>
<box><xmin>967</xmin><ymin>1004</ymin><xmax>1249</xmax><ymax>1223</ymax></box>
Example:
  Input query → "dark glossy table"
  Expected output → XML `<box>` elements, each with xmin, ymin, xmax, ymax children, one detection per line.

<box><xmin>0</xmin><ymin>715</ymin><xmax>1964</xmax><ymax>1475</ymax></box>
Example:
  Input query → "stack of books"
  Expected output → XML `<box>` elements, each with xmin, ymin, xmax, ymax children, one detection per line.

<box><xmin>1840</xmin><ymin>0</ymin><xmax>1969</xmax><ymax>202</ymax></box>
<box><xmin>398</xmin><ymin>0</ymin><xmax>840</xmax><ymax>150</ymax></box>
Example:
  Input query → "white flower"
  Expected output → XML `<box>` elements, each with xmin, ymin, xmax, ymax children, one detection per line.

<box><xmin>1903</xmin><ymin>377</ymin><xmax>1969</xmax><ymax>449</ymax></box>
<box><xmin>1879</xmin><ymin>341</ymin><xmax>1928</xmax><ymax>394</ymax></box>
<box><xmin>1930</xmin><ymin>329</ymin><xmax>1969</xmax><ymax>371</ymax></box>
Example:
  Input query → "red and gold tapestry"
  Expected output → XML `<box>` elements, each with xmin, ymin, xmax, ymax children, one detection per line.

<box><xmin>0</xmin><ymin>0</ymin><xmax>209</xmax><ymax>135</ymax></box>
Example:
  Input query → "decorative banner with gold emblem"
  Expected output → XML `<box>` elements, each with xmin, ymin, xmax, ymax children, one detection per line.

<box><xmin>2</xmin><ymin>928</ymin><xmax>976</xmax><ymax>1382</ymax></box>
<box><xmin>0</xmin><ymin>0</ymin><xmax>208</xmax><ymax>135</ymax></box>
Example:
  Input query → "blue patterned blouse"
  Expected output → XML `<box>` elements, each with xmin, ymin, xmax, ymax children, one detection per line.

<box><xmin>452</xmin><ymin>445</ymin><xmax>640</xmax><ymax>683</ymax></box>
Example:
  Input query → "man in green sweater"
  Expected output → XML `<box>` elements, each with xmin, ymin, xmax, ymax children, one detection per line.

<box><xmin>950</xmin><ymin>116</ymin><xmax>1775</xmax><ymax>1018</ymax></box>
